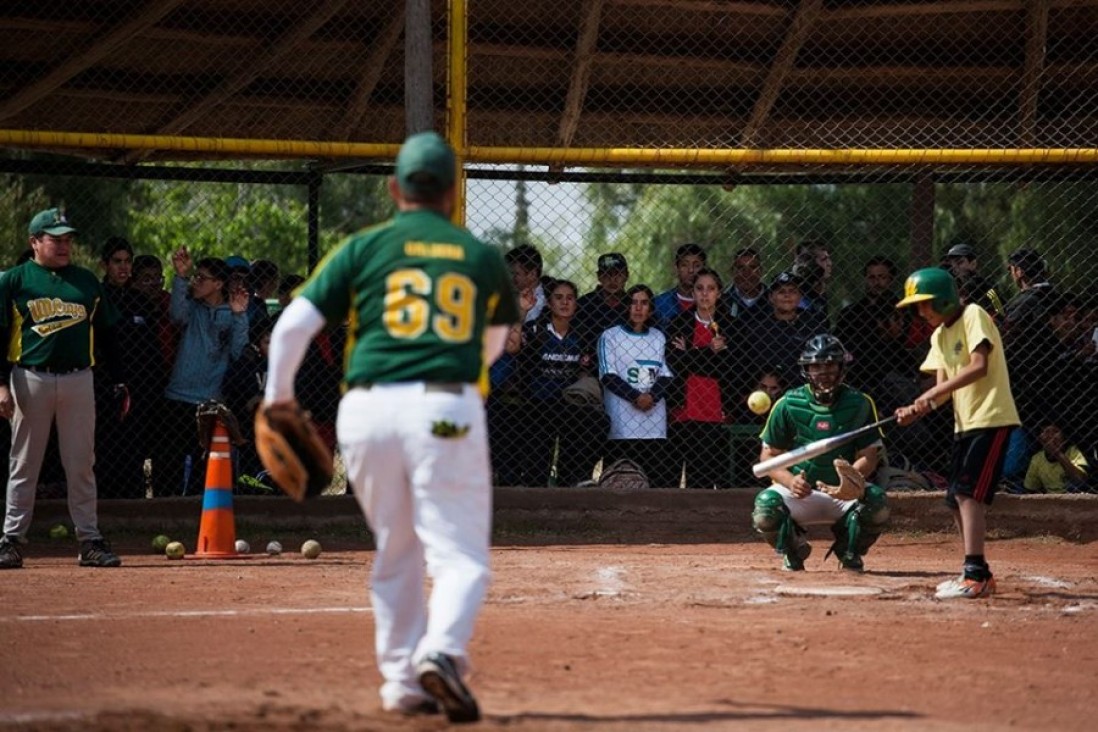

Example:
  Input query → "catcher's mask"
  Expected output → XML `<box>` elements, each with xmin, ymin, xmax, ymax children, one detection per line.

<box><xmin>798</xmin><ymin>334</ymin><xmax>847</xmax><ymax>405</ymax></box>
<box><xmin>895</xmin><ymin>267</ymin><xmax>960</xmax><ymax>318</ymax></box>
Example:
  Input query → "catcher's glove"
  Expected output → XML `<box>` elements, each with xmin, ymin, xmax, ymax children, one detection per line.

<box><xmin>816</xmin><ymin>458</ymin><xmax>866</xmax><ymax>501</ymax></box>
<box><xmin>254</xmin><ymin>401</ymin><xmax>333</xmax><ymax>502</ymax></box>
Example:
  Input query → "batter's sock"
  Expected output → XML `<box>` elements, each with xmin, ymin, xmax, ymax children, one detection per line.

<box><xmin>963</xmin><ymin>554</ymin><xmax>990</xmax><ymax>580</ymax></box>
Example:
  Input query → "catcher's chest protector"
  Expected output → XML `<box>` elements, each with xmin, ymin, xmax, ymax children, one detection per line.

<box><xmin>783</xmin><ymin>387</ymin><xmax>872</xmax><ymax>485</ymax></box>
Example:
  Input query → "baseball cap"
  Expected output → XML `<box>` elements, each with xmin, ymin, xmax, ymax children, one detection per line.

<box><xmin>28</xmin><ymin>208</ymin><xmax>77</xmax><ymax>237</ymax></box>
<box><xmin>1008</xmin><ymin>248</ymin><xmax>1046</xmax><ymax>276</ymax></box>
<box><xmin>597</xmin><ymin>252</ymin><xmax>628</xmax><ymax>274</ymax></box>
<box><xmin>770</xmin><ymin>270</ymin><xmax>803</xmax><ymax>290</ymax></box>
<box><xmin>224</xmin><ymin>255</ymin><xmax>250</xmax><ymax>272</ymax></box>
<box><xmin>395</xmin><ymin>131</ymin><xmax>456</xmax><ymax>197</ymax></box>
<box><xmin>945</xmin><ymin>243</ymin><xmax>976</xmax><ymax>259</ymax></box>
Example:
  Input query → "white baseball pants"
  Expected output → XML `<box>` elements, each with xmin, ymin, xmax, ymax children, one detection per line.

<box><xmin>338</xmin><ymin>383</ymin><xmax>492</xmax><ymax>709</ymax></box>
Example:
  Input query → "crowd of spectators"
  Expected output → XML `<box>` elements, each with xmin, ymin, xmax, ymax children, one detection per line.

<box><xmin>3</xmin><ymin>227</ymin><xmax>1095</xmax><ymax>496</ymax></box>
<box><xmin>486</xmin><ymin>241</ymin><xmax>1096</xmax><ymax>492</ymax></box>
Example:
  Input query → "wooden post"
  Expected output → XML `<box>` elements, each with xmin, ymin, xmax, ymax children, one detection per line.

<box><xmin>909</xmin><ymin>174</ymin><xmax>935</xmax><ymax>267</ymax></box>
<box><xmin>405</xmin><ymin>0</ymin><xmax>433</xmax><ymax>134</ymax></box>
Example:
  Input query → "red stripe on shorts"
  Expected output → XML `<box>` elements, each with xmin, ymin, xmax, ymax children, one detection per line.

<box><xmin>973</xmin><ymin>427</ymin><xmax>1009</xmax><ymax>502</ymax></box>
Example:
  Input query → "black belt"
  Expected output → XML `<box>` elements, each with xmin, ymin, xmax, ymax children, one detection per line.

<box><xmin>18</xmin><ymin>364</ymin><xmax>88</xmax><ymax>375</ymax></box>
<box><xmin>352</xmin><ymin>381</ymin><xmax>465</xmax><ymax>395</ymax></box>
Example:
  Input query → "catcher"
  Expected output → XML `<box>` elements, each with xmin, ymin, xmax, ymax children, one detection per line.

<box><xmin>752</xmin><ymin>335</ymin><xmax>890</xmax><ymax>571</ymax></box>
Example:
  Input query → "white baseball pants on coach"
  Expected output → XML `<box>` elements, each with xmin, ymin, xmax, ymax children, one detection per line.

<box><xmin>338</xmin><ymin>382</ymin><xmax>492</xmax><ymax>709</ymax></box>
<box><xmin>4</xmin><ymin>367</ymin><xmax>101</xmax><ymax>541</ymax></box>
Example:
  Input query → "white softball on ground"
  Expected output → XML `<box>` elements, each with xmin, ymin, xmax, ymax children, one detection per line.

<box><xmin>747</xmin><ymin>390</ymin><xmax>772</xmax><ymax>415</ymax></box>
<box><xmin>235</xmin><ymin>539</ymin><xmax>251</xmax><ymax>554</ymax></box>
<box><xmin>266</xmin><ymin>541</ymin><xmax>283</xmax><ymax>556</ymax></box>
<box><xmin>301</xmin><ymin>539</ymin><xmax>322</xmax><ymax>559</ymax></box>
<box><xmin>165</xmin><ymin>541</ymin><xmax>186</xmax><ymax>560</ymax></box>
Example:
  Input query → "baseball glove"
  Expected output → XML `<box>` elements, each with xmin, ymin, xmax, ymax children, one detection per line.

<box><xmin>816</xmin><ymin>458</ymin><xmax>866</xmax><ymax>501</ymax></box>
<box><xmin>254</xmin><ymin>401</ymin><xmax>333</xmax><ymax>502</ymax></box>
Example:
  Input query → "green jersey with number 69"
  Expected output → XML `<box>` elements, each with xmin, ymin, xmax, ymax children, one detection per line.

<box><xmin>301</xmin><ymin>209</ymin><xmax>519</xmax><ymax>386</ymax></box>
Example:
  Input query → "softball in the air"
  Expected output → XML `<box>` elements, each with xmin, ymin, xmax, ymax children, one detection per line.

<box><xmin>301</xmin><ymin>539</ymin><xmax>322</xmax><ymax>559</ymax></box>
<box><xmin>49</xmin><ymin>523</ymin><xmax>69</xmax><ymax>540</ymax></box>
<box><xmin>164</xmin><ymin>541</ymin><xmax>186</xmax><ymax>560</ymax></box>
<box><xmin>151</xmin><ymin>534</ymin><xmax>171</xmax><ymax>553</ymax></box>
<box><xmin>235</xmin><ymin>539</ymin><xmax>251</xmax><ymax>554</ymax></box>
<box><xmin>747</xmin><ymin>390</ymin><xmax>772</xmax><ymax>415</ymax></box>
<box><xmin>266</xmin><ymin>540</ymin><xmax>282</xmax><ymax>556</ymax></box>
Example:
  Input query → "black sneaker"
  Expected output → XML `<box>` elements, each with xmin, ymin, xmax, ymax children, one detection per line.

<box><xmin>782</xmin><ymin>539</ymin><xmax>812</xmax><ymax>572</ymax></box>
<box><xmin>416</xmin><ymin>652</ymin><xmax>480</xmax><ymax>724</ymax></box>
<box><xmin>0</xmin><ymin>536</ymin><xmax>23</xmax><ymax>570</ymax></box>
<box><xmin>79</xmin><ymin>538</ymin><xmax>122</xmax><ymax>568</ymax></box>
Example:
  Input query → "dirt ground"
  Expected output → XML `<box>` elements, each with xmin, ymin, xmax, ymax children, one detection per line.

<box><xmin>2</xmin><ymin>526</ymin><xmax>1096</xmax><ymax>731</ymax></box>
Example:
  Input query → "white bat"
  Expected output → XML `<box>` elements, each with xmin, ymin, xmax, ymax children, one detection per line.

<box><xmin>752</xmin><ymin>415</ymin><xmax>898</xmax><ymax>478</ymax></box>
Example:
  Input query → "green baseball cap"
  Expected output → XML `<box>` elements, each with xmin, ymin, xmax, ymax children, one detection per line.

<box><xmin>395</xmin><ymin>131</ymin><xmax>456</xmax><ymax>197</ymax></box>
<box><xmin>28</xmin><ymin>208</ymin><xmax>78</xmax><ymax>237</ymax></box>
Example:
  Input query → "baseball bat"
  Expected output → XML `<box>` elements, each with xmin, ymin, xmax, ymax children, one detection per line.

<box><xmin>751</xmin><ymin>414</ymin><xmax>898</xmax><ymax>478</ymax></box>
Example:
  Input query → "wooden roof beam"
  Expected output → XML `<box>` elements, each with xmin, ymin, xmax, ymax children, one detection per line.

<box><xmin>331</xmin><ymin>8</ymin><xmax>406</xmax><ymax>141</ymax></box>
<box><xmin>144</xmin><ymin>0</ymin><xmax>353</xmax><ymax>139</ymax></box>
<box><xmin>0</xmin><ymin>0</ymin><xmax>187</xmax><ymax>123</ymax></box>
<box><xmin>739</xmin><ymin>0</ymin><xmax>823</xmax><ymax>147</ymax></box>
<box><xmin>558</xmin><ymin>0</ymin><xmax>606</xmax><ymax>148</ymax></box>
<box><xmin>1020</xmin><ymin>0</ymin><xmax>1050</xmax><ymax>146</ymax></box>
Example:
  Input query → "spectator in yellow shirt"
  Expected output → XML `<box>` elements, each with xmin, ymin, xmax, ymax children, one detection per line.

<box><xmin>1024</xmin><ymin>422</ymin><xmax>1089</xmax><ymax>494</ymax></box>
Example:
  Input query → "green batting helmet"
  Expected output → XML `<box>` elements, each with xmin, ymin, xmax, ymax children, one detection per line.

<box><xmin>896</xmin><ymin>267</ymin><xmax>960</xmax><ymax>317</ymax></box>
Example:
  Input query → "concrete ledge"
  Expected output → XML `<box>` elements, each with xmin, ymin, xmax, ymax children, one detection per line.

<box><xmin>27</xmin><ymin>489</ymin><xmax>1098</xmax><ymax>544</ymax></box>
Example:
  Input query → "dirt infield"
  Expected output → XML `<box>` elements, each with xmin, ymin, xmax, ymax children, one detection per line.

<box><xmin>2</xmin><ymin>492</ymin><xmax>1096</xmax><ymax>731</ymax></box>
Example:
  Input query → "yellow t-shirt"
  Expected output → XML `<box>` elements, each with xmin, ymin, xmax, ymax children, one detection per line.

<box><xmin>920</xmin><ymin>303</ymin><xmax>1020</xmax><ymax>432</ymax></box>
<box><xmin>1024</xmin><ymin>446</ymin><xmax>1089</xmax><ymax>493</ymax></box>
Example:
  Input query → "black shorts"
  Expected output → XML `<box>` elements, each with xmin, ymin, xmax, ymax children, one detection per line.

<box><xmin>946</xmin><ymin>426</ymin><xmax>1014</xmax><ymax>509</ymax></box>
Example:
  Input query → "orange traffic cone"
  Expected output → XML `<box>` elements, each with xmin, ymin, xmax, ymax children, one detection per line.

<box><xmin>193</xmin><ymin>418</ymin><xmax>239</xmax><ymax>558</ymax></box>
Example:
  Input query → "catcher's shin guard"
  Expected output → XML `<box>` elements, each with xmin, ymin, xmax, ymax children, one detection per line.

<box><xmin>827</xmin><ymin>484</ymin><xmax>890</xmax><ymax>571</ymax></box>
<box><xmin>752</xmin><ymin>489</ymin><xmax>808</xmax><ymax>569</ymax></box>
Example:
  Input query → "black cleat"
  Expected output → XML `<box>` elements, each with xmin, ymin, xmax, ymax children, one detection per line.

<box><xmin>0</xmin><ymin>536</ymin><xmax>23</xmax><ymax>570</ymax></box>
<box><xmin>417</xmin><ymin>652</ymin><xmax>480</xmax><ymax>723</ymax></box>
<box><xmin>79</xmin><ymin>538</ymin><xmax>122</xmax><ymax>568</ymax></box>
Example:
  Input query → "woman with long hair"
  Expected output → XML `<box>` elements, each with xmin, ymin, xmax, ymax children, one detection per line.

<box><xmin>665</xmin><ymin>268</ymin><xmax>742</xmax><ymax>489</ymax></box>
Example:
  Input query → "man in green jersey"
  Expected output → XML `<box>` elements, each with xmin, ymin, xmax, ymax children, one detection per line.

<box><xmin>263</xmin><ymin>132</ymin><xmax>519</xmax><ymax>722</ymax></box>
<box><xmin>752</xmin><ymin>334</ymin><xmax>891</xmax><ymax>572</ymax></box>
<box><xmin>0</xmin><ymin>208</ymin><xmax>124</xmax><ymax>569</ymax></box>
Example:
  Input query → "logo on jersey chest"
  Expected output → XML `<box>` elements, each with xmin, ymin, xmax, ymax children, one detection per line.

<box><xmin>815</xmin><ymin>419</ymin><xmax>831</xmax><ymax>431</ymax></box>
<box><xmin>27</xmin><ymin>297</ymin><xmax>88</xmax><ymax>337</ymax></box>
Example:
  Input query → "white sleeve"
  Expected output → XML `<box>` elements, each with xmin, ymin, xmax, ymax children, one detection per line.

<box><xmin>264</xmin><ymin>297</ymin><xmax>327</xmax><ymax>403</ymax></box>
<box><xmin>483</xmin><ymin>324</ymin><xmax>509</xmax><ymax>366</ymax></box>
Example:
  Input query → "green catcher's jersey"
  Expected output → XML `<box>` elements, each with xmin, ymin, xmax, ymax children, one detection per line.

<box><xmin>760</xmin><ymin>384</ymin><xmax>882</xmax><ymax>485</ymax></box>
<box><xmin>301</xmin><ymin>209</ymin><xmax>519</xmax><ymax>386</ymax></box>
<box><xmin>0</xmin><ymin>260</ymin><xmax>118</xmax><ymax>371</ymax></box>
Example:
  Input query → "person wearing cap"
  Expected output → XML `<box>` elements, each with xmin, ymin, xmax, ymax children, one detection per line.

<box><xmin>0</xmin><ymin>208</ymin><xmax>126</xmax><ymax>570</ymax></box>
<box><xmin>944</xmin><ymin>243</ymin><xmax>1004</xmax><ymax>317</ymax></box>
<box><xmin>739</xmin><ymin>270</ymin><xmax>828</xmax><ymax>387</ymax></box>
<box><xmin>574</xmin><ymin>252</ymin><xmax>630</xmax><ymax>354</ymax></box>
<box><xmin>150</xmin><ymin>250</ymin><xmax>250</xmax><ymax>497</ymax></box>
<box><xmin>653</xmin><ymin>242</ymin><xmax>706</xmax><ymax>328</ymax></box>
<box><xmin>262</xmin><ymin>131</ymin><xmax>519</xmax><ymax>722</ymax></box>
<box><xmin>725</xmin><ymin>247</ymin><xmax>767</xmax><ymax>320</ymax></box>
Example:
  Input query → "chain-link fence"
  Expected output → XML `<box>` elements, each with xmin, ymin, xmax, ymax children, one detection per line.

<box><xmin>1</xmin><ymin>1</ymin><xmax>1097</xmax><ymax>498</ymax></box>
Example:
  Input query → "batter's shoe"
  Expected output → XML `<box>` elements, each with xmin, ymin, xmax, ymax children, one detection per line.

<box><xmin>782</xmin><ymin>540</ymin><xmax>812</xmax><ymax>572</ymax></box>
<box><xmin>417</xmin><ymin>653</ymin><xmax>480</xmax><ymax>723</ymax></box>
<box><xmin>78</xmin><ymin>538</ymin><xmax>122</xmax><ymax>568</ymax></box>
<box><xmin>935</xmin><ymin>575</ymin><xmax>997</xmax><ymax>600</ymax></box>
<box><xmin>0</xmin><ymin>536</ymin><xmax>23</xmax><ymax>570</ymax></box>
